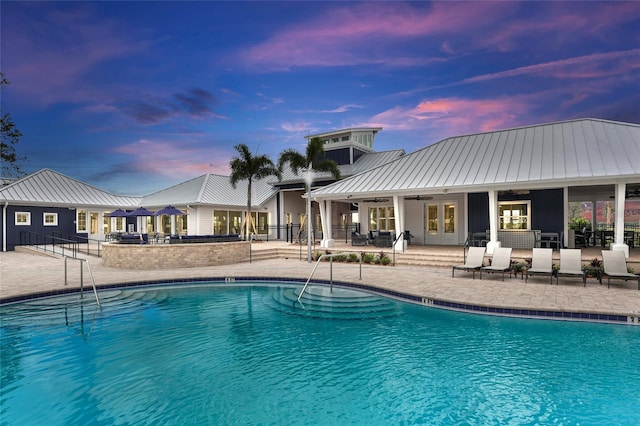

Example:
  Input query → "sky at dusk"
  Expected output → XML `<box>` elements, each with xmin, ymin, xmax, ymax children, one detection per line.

<box><xmin>2</xmin><ymin>1</ymin><xmax>639</xmax><ymax>196</ymax></box>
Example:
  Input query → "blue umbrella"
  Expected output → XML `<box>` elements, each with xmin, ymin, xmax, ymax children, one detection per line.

<box><xmin>127</xmin><ymin>207</ymin><xmax>155</xmax><ymax>217</ymax></box>
<box><xmin>108</xmin><ymin>208</ymin><xmax>129</xmax><ymax>217</ymax></box>
<box><xmin>154</xmin><ymin>205</ymin><xmax>186</xmax><ymax>216</ymax></box>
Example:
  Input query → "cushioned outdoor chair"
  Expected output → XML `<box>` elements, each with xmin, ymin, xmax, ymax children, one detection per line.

<box><xmin>452</xmin><ymin>246</ymin><xmax>486</xmax><ymax>279</ymax></box>
<box><xmin>556</xmin><ymin>249</ymin><xmax>586</xmax><ymax>286</ymax></box>
<box><xmin>351</xmin><ymin>232</ymin><xmax>368</xmax><ymax>246</ymax></box>
<box><xmin>480</xmin><ymin>247</ymin><xmax>512</xmax><ymax>281</ymax></box>
<box><xmin>525</xmin><ymin>248</ymin><xmax>554</xmax><ymax>284</ymax></box>
<box><xmin>601</xmin><ymin>250</ymin><xmax>640</xmax><ymax>290</ymax></box>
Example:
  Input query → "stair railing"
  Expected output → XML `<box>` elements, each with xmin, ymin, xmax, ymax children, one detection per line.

<box><xmin>297</xmin><ymin>252</ymin><xmax>362</xmax><ymax>303</ymax></box>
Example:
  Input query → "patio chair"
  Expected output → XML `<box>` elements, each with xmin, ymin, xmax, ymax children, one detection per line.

<box><xmin>525</xmin><ymin>248</ymin><xmax>554</xmax><ymax>284</ymax></box>
<box><xmin>556</xmin><ymin>249</ymin><xmax>586</xmax><ymax>286</ymax></box>
<box><xmin>601</xmin><ymin>250</ymin><xmax>640</xmax><ymax>290</ymax></box>
<box><xmin>351</xmin><ymin>231</ymin><xmax>368</xmax><ymax>246</ymax></box>
<box><xmin>452</xmin><ymin>246</ymin><xmax>486</xmax><ymax>279</ymax></box>
<box><xmin>480</xmin><ymin>247</ymin><xmax>512</xmax><ymax>281</ymax></box>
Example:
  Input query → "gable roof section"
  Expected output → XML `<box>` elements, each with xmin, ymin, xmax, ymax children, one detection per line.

<box><xmin>141</xmin><ymin>173</ymin><xmax>277</xmax><ymax>208</ymax></box>
<box><xmin>310</xmin><ymin>119</ymin><xmax>640</xmax><ymax>199</ymax></box>
<box><xmin>0</xmin><ymin>169</ymin><xmax>141</xmax><ymax>207</ymax></box>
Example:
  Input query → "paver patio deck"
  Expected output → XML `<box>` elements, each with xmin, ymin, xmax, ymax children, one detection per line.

<box><xmin>1</xmin><ymin>242</ymin><xmax>639</xmax><ymax>324</ymax></box>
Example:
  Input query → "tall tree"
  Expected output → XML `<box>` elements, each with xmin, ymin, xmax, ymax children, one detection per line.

<box><xmin>229</xmin><ymin>143</ymin><xmax>281</xmax><ymax>239</ymax></box>
<box><xmin>0</xmin><ymin>72</ymin><xmax>25</xmax><ymax>178</ymax></box>
<box><xmin>278</xmin><ymin>136</ymin><xmax>340</xmax><ymax>261</ymax></box>
<box><xmin>277</xmin><ymin>136</ymin><xmax>340</xmax><ymax>182</ymax></box>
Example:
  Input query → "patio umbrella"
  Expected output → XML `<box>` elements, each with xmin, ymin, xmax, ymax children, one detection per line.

<box><xmin>108</xmin><ymin>208</ymin><xmax>129</xmax><ymax>217</ymax></box>
<box><xmin>154</xmin><ymin>205</ymin><xmax>186</xmax><ymax>216</ymax></box>
<box><xmin>126</xmin><ymin>207</ymin><xmax>155</xmax><ymax>217</ymax></box>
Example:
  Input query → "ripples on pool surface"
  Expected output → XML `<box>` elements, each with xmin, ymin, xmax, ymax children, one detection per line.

<box><xmin>1</xmin><ymin>283</ymin><xmax>639</xmax><ymax>425</ymax></box>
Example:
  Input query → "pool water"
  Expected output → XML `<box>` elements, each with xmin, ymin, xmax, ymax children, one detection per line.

<box><xmin>1</xmin><ymin>282</ymin><xmax>639</xmax><ymax>425</ymax></box>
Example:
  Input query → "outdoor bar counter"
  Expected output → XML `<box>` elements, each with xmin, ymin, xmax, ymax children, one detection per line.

<box><xmin>102</xmin><ymin>240</ymin><xmax>250</xmax><ymax>270</ymax></box>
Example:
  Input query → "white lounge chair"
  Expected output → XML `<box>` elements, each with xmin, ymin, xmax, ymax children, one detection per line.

<box><xmin>601</xmin><ymin>250</ymin><xmax>640</xmax><ymax>290</ymax></box>
<box><xmin>452</xmin><ymin>247</ymin><xmax>486</xmax><ymax>279</ymax></box>
<box><xmin>480</xmin><ymin>247</ymin><xmax>512</xmax><ymax>281</ymax></box>
<box><xmin>556</xmin><ymin>249</ymin><xmax>586</xmax><ymax>286</ymax></box>
<box><xmin>525</xmin><ymin>248</ymin><xmax>554</xmax><ymax>284</ymax></box>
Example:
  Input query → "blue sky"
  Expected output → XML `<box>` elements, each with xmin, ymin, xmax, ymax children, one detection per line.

<box><xmin>2</xmin><ymin>1</ymin><xmax>639</xmax><ymax>196</ymax></box>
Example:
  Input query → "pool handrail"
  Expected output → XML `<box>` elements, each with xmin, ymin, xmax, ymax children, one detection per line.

<box><xmin>297</xmin><ymin>251</ymin><xmax>362</xmax><ymax>303</ymax></box>
<box><xmin>64</xmin><ymin>257</ymin><xmax>101</xmax><ymax>306</ymax></box>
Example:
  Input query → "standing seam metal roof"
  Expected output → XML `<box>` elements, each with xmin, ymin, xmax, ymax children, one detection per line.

<box><xmin>310</xmin><ymin>118</ymin><xmax>640</xmax><ymax>198</ymax></box>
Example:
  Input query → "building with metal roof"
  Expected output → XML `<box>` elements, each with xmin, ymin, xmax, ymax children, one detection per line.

<box><xmin>310</xmin><ymin>118</ymin><xmax>640</xmax><ymax>255</ymax></box>
<box><xmin>2</xmin><ymin>119</ymin><xmax>638</xmax><ymax>255</ymax></box>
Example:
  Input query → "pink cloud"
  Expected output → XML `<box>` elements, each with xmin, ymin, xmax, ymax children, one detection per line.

<box><xmin>363</xmin><ymin>96</ymin><xmax>532</xmax><ymax>138</ymax></box>
<box><xmin>112</xmin><ymin>139</ymin><xmax>232</xmax><ymax>178</ymax></box>
<box><xmin>464</xmin><ymin>49</ymin><xmax>640</xmax><ymax>84</ymax></box>
<box><xmin>235</xmin><ymin>2</ymin><xmax>514</xmax><ymax>70</ymax></box>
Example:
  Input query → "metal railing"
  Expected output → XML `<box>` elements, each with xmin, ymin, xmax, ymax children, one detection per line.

<box><xmin>297</xmin><ymin>252</ymin><xmax>363</xmax><ymax>303</ymax></box>
<box><xmin>20</xmin><ymin>231</ymin><xmax>80</xmax><ymax>258</ymax></box>
<box><xmin>52</xmin><ymin>231</ymin><xmax>103</xmax><ymax>257</ymax></box>
<box><xmin>391</xmin><ymin>232</ymin><xmax>406</xmax><ymax>266</ymax></box>
<box><xmin>65</xmin><ymin>257</ymin><xmax>101</xmax><ymax>306</ymax></box>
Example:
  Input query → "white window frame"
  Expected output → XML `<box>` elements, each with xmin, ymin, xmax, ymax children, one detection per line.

<box><xmin>77</xmin><ymin>209</ymin><xmax>87</xmax><ymax>232</ymax></box>
<box><xmin>498</xmin><ymin>201</ymin><xmax>531</xmax><ymax>230</ymax></box>
<box><xmin>43</xmin><ymin>212</ymin><xmax>58</xmax><ymax>226</ymax></box>
<box><xmin>15</xmin><ymin>211</ymin><xmax>31</xmax><ymax>226</ymax></box>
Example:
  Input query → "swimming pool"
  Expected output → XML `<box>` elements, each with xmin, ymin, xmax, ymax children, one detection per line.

<box><xmin>1</xmin><ymin>281</ymin><xmax>639</xmax><ymax>425</ymax></box>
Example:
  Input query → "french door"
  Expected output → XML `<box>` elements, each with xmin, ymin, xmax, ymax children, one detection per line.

<box><xmin>424</xmin><ymin>202</ymin><xmax>458</xmax><ymax>245</ymax></box>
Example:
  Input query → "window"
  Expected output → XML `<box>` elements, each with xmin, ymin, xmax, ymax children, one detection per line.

<box><xmin>229</xmin><ymin>211</ymin><xmax>243</xmax><ymax>234</ymax></box>
<box><xmin>77</xmin><ymin>210</ymin><xmax>87</xmax><ymax>232</ymax></box>
<box><xmin>214</xmin><ymin>210</ymin><xmax>229</xmax><ymax>234</ymax></box>
<box><xmin>250</xmin><ymin>212</ymin><xmax>269</xmax><ymax>234</ymax></box>
<box><xmin>114</xmin><ymin>217</ymin><xmax>125</xmax><ymax>232</ymax></box>
<box><xmin>341</xmin><ymin>135</ymin><xmax>349</xmax><ymax>141</ymax></box>
<box><xmin>369</xmin><ymin>207</ymin><xmax>394</xmax><ymax>232</ymax></box>
<box><xmin>499</xmin><ymin>201</ymin><xmax>530</xmax><ymax>230</ymax></box>
<box><xmin>43</xmin><ymin>212</ymin><xmax>58</xmax><ymax>226</ymax></box>
<box><xmin>15</xmin><ymin>211</ymin><xmax>31</xmax><ymax>226</ymax></box>
<box><xmin>427</xmin><ymin>205</ymin><xmax>438</xmax><ymax>233</ymax></box>
<box><xmin>444</xmin><ymin>203</ymin><xmax>455</xmax><ymax>233</ymax></box>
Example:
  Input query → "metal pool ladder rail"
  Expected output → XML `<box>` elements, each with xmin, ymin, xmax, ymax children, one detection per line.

<box><xmin>65</xmin><ymin>257</ymin><xmax>101</xmax><ymax>306</ymax></box>
<box><xmin>297</xmin><ymin>252</ymin><xmax>362</xmax><ymax>303</ymax></box>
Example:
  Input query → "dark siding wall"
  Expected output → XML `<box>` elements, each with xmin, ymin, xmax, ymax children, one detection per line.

<box><xmin>468</xmin><ymin>192</ymin><xmax>489</xmax><ymax>233</ymax></box>
<box><xmin>468</xmin><ymin>189</ymin><xmax>564</xmax><ymax>234</ymax></box>
<box><xmin>322</xmin><ymin>148</ymin><xmax>350</xmax><ymax>165</ymax></box>
<box><xmin>353</xmin><ymin>148</ymin><xmax>367</xmax><ymax>163</ymax></box>
<box><xmin>2</xmin><ymin>205</ymin><xmax>80</xmax><ymax>251</ymax></box>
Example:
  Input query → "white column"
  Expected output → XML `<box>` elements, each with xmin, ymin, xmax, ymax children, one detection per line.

<box><xmin>563</xmin><ymin>187</ymin><xmax>569</xmax><ymax>248</ymax></box>
<box><xmin>320</xmin><ymin>200</ymin><xmax>335</xmax><ymax>248</ymax></box>
<box><xmin>393</xmin><ymin>195</ymin><xmax>406</xmax><ymax>251</ymax></box>
<box><xmin>486</xmin><ymin>190</ymin><xmax>501</xmax><ymax>254</ymax></box>
<box><xmin>611</xmin><ymin>183</ymin><xmax>629</xmax><ymax>257</ymax></box>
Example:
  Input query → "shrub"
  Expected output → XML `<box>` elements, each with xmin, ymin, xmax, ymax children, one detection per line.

<box><xmin>348</xmin><ymin>253</ymin><xmax>359</xmax><ymax>263</ymax></box>
<box><xmin>362</xmin><ymin>252</ymin><xmax>375</xmax><ymax>264</ymax></box>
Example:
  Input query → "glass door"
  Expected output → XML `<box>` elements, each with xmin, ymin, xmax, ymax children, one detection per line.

<box><xmin>424</xmin><ymin>202</ymin><xmax>458</xmax><ymax>245</ymax></box>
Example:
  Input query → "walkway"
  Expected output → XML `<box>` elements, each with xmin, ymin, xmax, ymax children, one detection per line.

<box><xmin>1</xmin><ymin>242</ymin><xmax>639</xmax><ymax>325</ymax></box>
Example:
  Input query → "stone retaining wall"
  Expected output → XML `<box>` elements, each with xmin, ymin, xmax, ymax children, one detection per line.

<box><xmin>102</xmin><ymin>241</ymin><xmax>250</xmax><ymax>269</ymax></box>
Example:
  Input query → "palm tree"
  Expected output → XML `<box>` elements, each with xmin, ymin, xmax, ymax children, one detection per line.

<box><xmin>229</xmin><ymin>144</ymin><xmax>280</xmax><ymax>239</ymax></box>
<box><xmin>277</xmin><ymin>136</ymin><xmax>340</xmax><ymax>181</ymax></box>
<box><xmin>278</xmin><ymin>136</ymin><xmax>340</xmax><ymax>261</ymax></box>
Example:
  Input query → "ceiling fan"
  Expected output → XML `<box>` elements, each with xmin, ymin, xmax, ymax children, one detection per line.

<box><xmin>362</xmin><ymin>198</ymin><xmax>389</xmax><ymax>203</ymax></box>
<box><xmin>405</xmin><ymin>195</ymin><xmax>433</xmax><ymax>201</ymax></box>
<box><xmin>610</xmin><ymin>187</ymin><xmax>640</xmax><ymax>199</ymax></box>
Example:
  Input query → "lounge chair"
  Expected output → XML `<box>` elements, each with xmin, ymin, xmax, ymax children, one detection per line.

<box><xmin>525</xmin><ymin>248</ymin><xmax>554</xmax><ymax>284</ymax></box>
<box><xmin>452</xmin><ymin>246</ymin><xmax>486</xmax><ymax>279</ymax></box>
<box><xmin>556</xmin><ymin>249</ymin><xmax>586</xmax><ymax>286</ymax></box>
<box><xmin>601</xmin><ymin>250</ymin><xmax>640</xmax><ymax>290</ymax></box>
<box><xmin>480</xmin><ymin>247</ymin><xmax>512</xmax><ymax>281</ymax></box>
